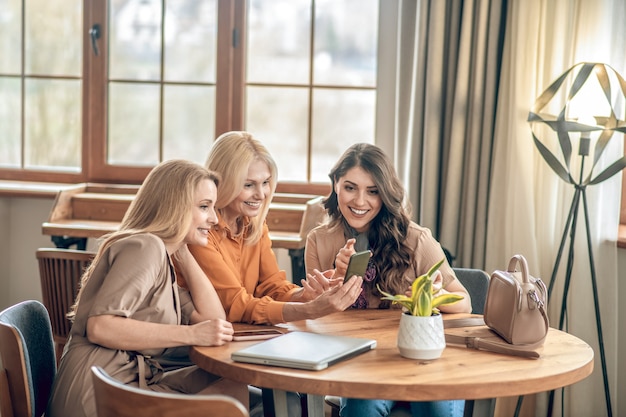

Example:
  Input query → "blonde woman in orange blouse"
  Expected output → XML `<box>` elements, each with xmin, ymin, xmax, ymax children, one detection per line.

<box><xmin>177</xmin><ymin>131</ymin><xmax>362</xmax><ymax>325</ymax></box>
<box><xmin>175</xmin><ymin>132</ymin><xmax>364</xmax><ymax>417</ymax></box>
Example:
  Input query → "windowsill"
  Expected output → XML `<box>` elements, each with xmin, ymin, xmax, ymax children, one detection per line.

<box><xmin>0</xmin><ymin>180</ymin><xmax>332</xmax><ymax>198</ymax></box>
<box><xmin>0</xmin><ymin>180</ymin><xmax>72</xmax><ymax>199</ymax></box>
<box><xmin>4</xmin><ymin>179</ymin><xmax>626</xmax><ymax>249</ymax></box>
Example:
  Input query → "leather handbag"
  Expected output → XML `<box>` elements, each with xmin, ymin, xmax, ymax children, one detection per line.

<box><xmin>483</xmin><ymin>254</ymin><xmax>549</xmax><ymax>345</ymax></box>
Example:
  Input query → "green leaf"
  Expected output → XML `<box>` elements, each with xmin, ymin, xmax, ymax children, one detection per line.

<box><xmin>417</xmin><ymin>288</ymin><xmax>431</xmax><ymax>316</ymax></box>
<box><xmin>377</xmin><ymin>286</ymin><xmax>396</xmax><ymax>299</ymax></box>
<box><xmin>378</xmin><ymin>285</ymin><xmax>412</xmax><ymax>310</ymax></box>
<box><xmin>426</xmin><ymin>258</ymin><xmax>445</xmax><ymax>278</ymax></box>
<box><xmin>377</xmin><ymin>258</ymin><xmax>464</xmax><ymax>316</ymax></box>
<box><xmin>432</xmin><ymin>293</ymin><xmax>464</xmax><ymax>309</ymax></box>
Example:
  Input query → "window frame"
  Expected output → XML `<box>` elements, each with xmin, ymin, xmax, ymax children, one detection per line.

<box><xmin>85</xmin><ymin>0</ymin><xmax>246</xmax><ymax>184</ymax></box>
<box><xmin>1</xmin><ymin>0</ymin><xmax>390</xmax><ymax>196</ymax></box>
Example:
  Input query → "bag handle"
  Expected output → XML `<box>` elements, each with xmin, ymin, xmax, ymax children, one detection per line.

<box><xmin>507</xmin><ymin>254</ymin><xmax>530</xmax><ymax>283</ymax></box>
<box><xmin>445</xmin><ymin>333</ymin><xmax>541</xmax><ymax>359</ymax></box>
<box><xmin>506</xmin><ymin>255</ymin><xmax>550</xmax><ymax>333</ymax></box>
<box><xmin>444</xmin><ymin>317</ymin><xmax>542</xmax><ymax>358</ymax></box>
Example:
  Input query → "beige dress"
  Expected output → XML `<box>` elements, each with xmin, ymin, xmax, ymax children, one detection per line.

<box><xmin>46</xmin><ymin>233</ymin><xmax>220</xmax><ymax>417</ymax></box>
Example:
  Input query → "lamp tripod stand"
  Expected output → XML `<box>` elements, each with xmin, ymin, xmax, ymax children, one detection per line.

<box><xmin>528</xmin><ymin>62</ymin><xmax>626</xmax><ymax>417</ymax></box>
<box><xmin>545</xmin><ymin>136</ymin><xmax>612</xmax><ymax>417</ymax></box>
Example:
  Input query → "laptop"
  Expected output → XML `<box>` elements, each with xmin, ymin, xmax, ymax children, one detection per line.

<box><xmin>231</xmin><ymin>331</ymin><xmax>377</xmax><ymax>371</ymax></box>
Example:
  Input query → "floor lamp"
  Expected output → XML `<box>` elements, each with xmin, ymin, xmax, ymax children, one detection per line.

<box><xmin>528</xmin><ymin>62</ymin><xmax>626</xmax><ymax>417</ymax></box>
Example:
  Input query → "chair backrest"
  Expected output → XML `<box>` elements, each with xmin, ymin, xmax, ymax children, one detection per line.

<box><xmin>90</xmin><ymin>366</ymin><xmax>249</xmax><ymax>417</ymax></box>
<box><xmin>453</xmin><ymin>267</ymin><xmax>490</xmax><ymax>314</ymax></box>
<box><xmin>298</xmin><ymin>196</ymin><xmax>327</xmax><ymax>239</ymax></box>
<box><xmin>36</xmin><ymin>248</ymin><xmax>96</xmax><ymax>362</ymax></box>
<box><xmin>0</xmin><ymin>300</ymin><xmax>56</xmax><ymax>417</ymax></box>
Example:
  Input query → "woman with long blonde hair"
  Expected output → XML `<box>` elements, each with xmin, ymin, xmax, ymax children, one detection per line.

<box><xmin>180</xmin><ymin>131</ymin><xmax>363</xmax><ymax>327</ymax></box>
<box><xmin>47</xmin><ymin>159</ymin><xmax>248</xmax><ymax>417</ymax></box>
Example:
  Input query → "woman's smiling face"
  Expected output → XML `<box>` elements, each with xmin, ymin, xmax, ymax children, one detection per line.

<box><xmin>223</xmin><ymin>158</ymin><xmax>271</xmax><ymax>224</ymax></box>
<box><xmin>335</xmin><ymin>166</ymin><xmax>382</xmax><ymax>233</ymax></box>
<box><xmin>184</xmin><ymin>178</ymin><xmax>218</xmax><ymax>247</ymax></box>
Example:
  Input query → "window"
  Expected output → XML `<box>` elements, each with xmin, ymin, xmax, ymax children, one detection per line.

<box><xmin>0</xmin><ymin>0</ymin><xmax>380</xmax><ymax>186</ymax></box>
<box><xmin>0</xmin><ymin>0</ymin><xmax>83</xmax><ymax>183</ymax></box>
<box><xmin>244</xmin><ymin>0</ymin><xmax>378</xmax><ymax>183</ymax></box>
<box><xmin>87</xmin><ymin>0</ymin><xmax>221</xmax><ymax>183</ymax></box>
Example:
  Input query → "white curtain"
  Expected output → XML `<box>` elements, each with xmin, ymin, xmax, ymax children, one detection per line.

<box><xmin>487</xmin><ymin>0</ymin><xmax>624</xmax><ymax>415</ymax></box>
<box><xmin>378</xmin><ymin>1</ymin><xmax>623</xmax><ymax>413</ymax></box>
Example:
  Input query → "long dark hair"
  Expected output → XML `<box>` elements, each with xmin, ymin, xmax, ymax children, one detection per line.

<box><xmin>324</xmin><ymin>143</ymin><xmax>414</xmax><ymax>295</ymax></box>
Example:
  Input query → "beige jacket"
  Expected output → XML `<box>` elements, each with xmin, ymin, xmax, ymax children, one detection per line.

<box><xmin>305</xmin><ymin>221</ymin><xmax>456</xmax><ymax>309</ymax></box>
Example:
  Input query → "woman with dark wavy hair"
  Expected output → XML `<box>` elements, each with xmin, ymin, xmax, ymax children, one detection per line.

<box><xmin>305</xmin><ymin>143</ymin><xmax>470</xmax><ymax>417</ymax></box>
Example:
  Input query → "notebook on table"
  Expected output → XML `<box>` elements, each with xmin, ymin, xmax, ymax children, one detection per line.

<box><xmin>231</xmin><ymin>331</ymin><xmax>377</xmax><ymax>371</ymax></box>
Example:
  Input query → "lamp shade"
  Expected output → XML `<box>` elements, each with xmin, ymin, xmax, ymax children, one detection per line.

<box><xmin>528</xmin><ymin>62</ymin><xmax>626</xmax><ymax>186</ymax></box>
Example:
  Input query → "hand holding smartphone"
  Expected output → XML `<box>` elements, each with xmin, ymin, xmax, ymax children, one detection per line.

<box><xmin>343</xmin><ymin>250</ymin><xmax>371</xmax><ymax>282</ymax></box>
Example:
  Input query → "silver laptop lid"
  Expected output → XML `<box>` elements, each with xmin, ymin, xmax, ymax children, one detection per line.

<box><xmin>231</xmin><ymin>331</ymin><xmax>377</xmax><ymax>371</ymax></box>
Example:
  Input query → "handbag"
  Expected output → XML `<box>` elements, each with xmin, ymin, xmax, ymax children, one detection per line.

<box><xmin>483</xmin><ymin>254</ymin><xmax>549</xmax><ymax>345</ymax></box>
<box><xmin>444</xmin><ymin>254</ymin><xmax>549</xmax><ymax>358</ymax></box>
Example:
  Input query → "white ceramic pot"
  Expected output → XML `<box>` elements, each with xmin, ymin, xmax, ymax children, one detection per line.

<box><xmin>396</xmin><ymin>312</ymin><xmax>446</xmax><ymax>360</ymax></box>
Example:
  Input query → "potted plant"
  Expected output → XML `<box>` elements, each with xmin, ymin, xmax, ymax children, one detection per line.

<box><xmin>378</xmin><ymin>258</ymin><xmax>464</xmax><ymax>360</ymax></box>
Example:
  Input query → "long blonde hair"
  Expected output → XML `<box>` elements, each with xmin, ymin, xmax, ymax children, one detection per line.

<box><xmin>69</xmin><ymin>159</ymin><xmax>219</xmax><ymax>319</ymax></box>
<box><xmin>206</xmin><ymin>131</ymin><xmax>277</xmax><ymax>245</ymax></box>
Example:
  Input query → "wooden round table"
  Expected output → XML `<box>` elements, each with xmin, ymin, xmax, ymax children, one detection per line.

<box><xmin>191</xmin><ymin>309</ymin><xmax>593</xmax><ymax>417</ymax></box>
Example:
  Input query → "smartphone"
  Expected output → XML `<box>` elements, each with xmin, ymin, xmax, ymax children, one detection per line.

<box><xmin>343</xmin><ymin>250</ymin><xmax>371</xmax><ymax>282</ymax></box>
<box><xmin>232</xmin><ymin>329</ymin><xmax>284</xmax><ymax>341</ymax></box>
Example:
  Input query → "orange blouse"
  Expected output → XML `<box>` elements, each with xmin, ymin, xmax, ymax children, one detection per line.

<box><xmin>179</xmin><ymin>215</ymin><xmax>300</xmax><ymax>325</ymax></box>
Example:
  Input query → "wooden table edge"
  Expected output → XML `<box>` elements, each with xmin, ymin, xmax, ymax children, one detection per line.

<box><xmin>190</xmin><ymin>327</ymin><xmax>594</xmax><ymax>401</ymax></box>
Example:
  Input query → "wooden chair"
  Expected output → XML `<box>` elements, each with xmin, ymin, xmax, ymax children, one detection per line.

<box><xmin>36</xmin><ymin>248</ymin><xmax>96</xmax><ymax>363</ymax></box>
<box><xmin>0</xmin><ymin>300</ymin><xmax>57</xmax><ymax>417</ymax></box>
<box><xmin>90</xmin><ymin>366</ymin><xmax>249</xmax><ymax>417</ymax></box>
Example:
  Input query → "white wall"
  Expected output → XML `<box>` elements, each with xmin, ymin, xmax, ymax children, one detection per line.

<box><xmin>0</xmin><ymin>197</ymin><xmax>55</xmax><ymax>309</ymax></box>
